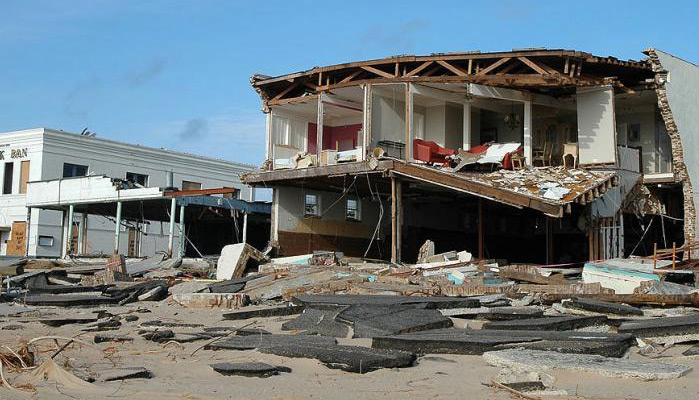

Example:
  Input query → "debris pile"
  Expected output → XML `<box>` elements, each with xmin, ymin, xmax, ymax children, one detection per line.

<box><xmin>4</xmin><ymin>244</ymin><xmax>699</xmax><ymax>397</ymax></box>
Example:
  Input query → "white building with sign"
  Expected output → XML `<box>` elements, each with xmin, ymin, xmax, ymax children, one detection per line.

<box><xmin>0</xmin><ymin>128</ymin><xmax>255</xmax><ymax>257</ymax></box>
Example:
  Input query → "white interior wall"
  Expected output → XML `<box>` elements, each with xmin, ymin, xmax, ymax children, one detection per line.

<box><xmin>576</xmin><ymin>86</ymin><xmax>617</xmax><ymax>165</ymax></box>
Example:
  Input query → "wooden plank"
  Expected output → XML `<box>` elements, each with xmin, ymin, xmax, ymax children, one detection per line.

<box><xmin>477</xmin><ymin>57</ymin><xmax>511</xmax><ymax>75</ymax></box>
<box><xmin>339</xmin><ymin>69</ymin><xmax>362</xmax><ymax>84</ymax></box>
<box><xmin>6</xmin><ymin>221</ymin><xmax>27</xmax><ymax>256</ymax></box>
<box><xmin>405</xmin><ymin>61</ymin><xmax>433</xmax><ymax>77</ymax></box>
<box><xmin>271</xmin><ymin>82</ymin><xmax>300</xmax><ymax>101</ymax></box>
<box><xmin>436</xmin><ymin>60</ymin><xmax>469</xmax><ymax>76</ymax></box>
<box><xmin>421</xmin><ymin>64</ymin><xmax>442</xmax><ymax>77</ymax></box>
<box><xmin>517</xmin><ymin>56</ymin><xmax>549</xmax><ymax>75</ymax></box>
<box><xmin>19</xmin><ymin>160</ymin><xmax>30</xmax><ymax>194</ymax></box>
<box><xmin>361</xmin><ymin>65</ymin><xmax>395</xmax><ymax>79</ymax></box>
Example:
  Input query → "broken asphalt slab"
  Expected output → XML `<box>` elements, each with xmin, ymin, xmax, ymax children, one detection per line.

<box><xmin>482</xmin><ymin>315</ymin><xmax>608</xmax><ymax>331</ymax></box>
<box><xmin>352</xmin><ymin>308</ymin><xmax>453</xmax><ymax>338</ymax></box>
<box><xmin>222</xmin><ymin>305</ymin><xmax>305</xmax><ymax>320</ymax></box>
<box><xmin>564</xmin><ymin>298</ymin><xmax>644</xmax><ymax>316</ymax></box>
<box><xmin>281</xmin><ymin>307</ymin><xmax>349</xmax><ymax>337</ymax></box>
<box><xmin>618</xmin><ymin>314</ymin><xmax>699</xmax><ymax>343</ymax></box>
<box><xmin>22</xmin><ymin>293</ymin><xmax>121</xmax><ymax>307</ymax></box>
<box><xmin>291</xmin><ymin>294</ymin><xmax>479</xmax><ymax>309</ymax></box>
<box><xmin>94</xmin><ymin>334</ymin><xmax>133</xmax><ymax>343</ymax></box>
<box><xmin>483</xmin><ymin>349</ymin><xmax>692</xmax><ymax>381</ymax></box>
<box><xmin>372</xmin><ymin>328</ymin><xmax>634</xmax><ymax>357</ymax></box>
<box><xmin>206</xmin><ymin>334</ymin><xmax>336</xmax><ymax>351</ymax></box>
<box><xmin>41</xmin><ymin>317</ymin><xmax>99</xmax><ymax>327</ymax></box>
<box><xmin>476</xmin><ymin>307</ymin><xmax>545</xmax><ymax>321</ymax></box>
<box><xmin>206</xmin><ymin>334</ymin><xmax>415</xmax><ymax>373</ymax></box>
<box><xmin>99</xmin><ymin>367</ymin><xmax>153</xmax><ymax>381</ymax></box>
<box><xmin>210</xmin><ymin>362</ymin><xmax>291</xmax><ymax>377</ymax></box>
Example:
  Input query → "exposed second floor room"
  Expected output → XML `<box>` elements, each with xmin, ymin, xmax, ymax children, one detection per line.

<box><xmin>251</xmin><ymin>48</ymin><xmax>695</xmax><ymax>183</ymax></box>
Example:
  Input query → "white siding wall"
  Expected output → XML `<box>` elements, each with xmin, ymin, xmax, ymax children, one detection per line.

<box><xmin>0</xmin><ymin>128</ymin><xmax>255</xmax><ymax>257</ymax></box>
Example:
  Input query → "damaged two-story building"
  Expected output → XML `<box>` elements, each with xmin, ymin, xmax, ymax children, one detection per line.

<box><xmin>242</xmin><ymin>48</ymin><xmax>699</xmax><ymax>265</ymax></box>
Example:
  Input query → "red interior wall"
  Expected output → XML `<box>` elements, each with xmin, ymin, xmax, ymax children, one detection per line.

<box><xmin>307</xmin><ymin>123</ymin><xmax>362</xmax><ymax>154</ymax></box>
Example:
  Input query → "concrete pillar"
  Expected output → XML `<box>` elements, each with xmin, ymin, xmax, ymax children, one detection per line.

<box><xmin>24</xmin><ymin>208</ymin><xmax>31</xmax><ymax>256</ymax></box>
<box><xmin>167</xmin><ymin>197</ymin><xmax>177</xmax><ymax>256</ymax></box>
<box><xmin>317</xmin><ymin>94</ymin><xmax>324</xmax><ymax>155</ymax></box>
<box><xmin>391</xmin><ymin>177</ymin><xmax>403</xmax><ymax>263</ymax></box>
<box><xmin>463</xmin><ymin>101</ymin><xmax>472</xmax><ymax>150</ymax></box>
<box><xmin>114</xmin><ymin>201</ymin><xmax>122</xmax><ymax>255</ymax></box>
<box><xmin>178</xmin><ymin>204</ymin><xmax>186</xmax><ymax>257</ymax></box>
<box><xmin>66</xmin><ymin>204</ymin><xmax>74</xmax><ymax>255</ymax></box>
<box><xmin>242</xmin><ymin>212</ymin><xmax>248</xmax><ymax>244</ymax></box>
<box><xmin>60</xmin><ymin>209</ymin><xmax>67</xmax><ymax>258</ymax></box>
<box><xmin>405</xmin><ymin>83</ymin><xmax>414</xmax><ymax>162</ymax></box>
<box><xmin>523</xmin><ymin>100</ymin><xmax>533</xmax><ymax>166</ymax></box>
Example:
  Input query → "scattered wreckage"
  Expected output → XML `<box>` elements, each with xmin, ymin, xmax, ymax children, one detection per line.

<box><xmin>2</xmin><ymin>241</ymin><xmax>699</xmax><ymax>397</ymax></box>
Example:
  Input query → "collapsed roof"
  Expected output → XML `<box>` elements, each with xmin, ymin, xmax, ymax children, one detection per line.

<box><xmin>251</xmin><ymin>49</ymin><xmax>655</xmax><ymax>108</ymax></box>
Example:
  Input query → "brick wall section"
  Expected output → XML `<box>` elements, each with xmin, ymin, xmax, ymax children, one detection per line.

<box><xmin>645</xmin><ymin>48</ymin><xmax>696</xmax><ymax>250</ymax></box>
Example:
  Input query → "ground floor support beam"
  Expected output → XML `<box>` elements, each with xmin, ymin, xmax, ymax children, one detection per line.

<box><xmin>478</xmin><ymin>198</ymin><xmax>484</xmax><ymax>259</ymax></box>
<box><xmin>167</xmin><ymin>197</ymin><xmax>177</xmax><ymax>256</ymax></box>
<box><xmin>391</xmin><ymin>177</ymin><xmax>403</xmax><ymax>263</ymax></box>
<box><xmin>243</xmin><ymin>212</ymin><xmax>248</xmax><ymax>244</ymax></box>
<box><xmin>179</xmin><ymin>204</ymin><xmax>186</xmax><ymax>257</ymax></box>
<box><xmin>60</xmin><ymin>209</ymin><xmax>67</xmax><ymax>258</ymax></box>
<box><xmin>66</xmin><ymin>204</ymin><xmax>74</xmax><ymax>256</ymax></box>
<box><xmin>114</xmin><ymin>201</ymin><xmax>122</xmax><ymax>255</ymax></box>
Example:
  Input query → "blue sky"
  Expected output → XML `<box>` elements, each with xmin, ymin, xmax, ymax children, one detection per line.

<box><xmin>1</xmin><ymin>0</ymin><xmax>697</xmax><ymax>166</ymax></box>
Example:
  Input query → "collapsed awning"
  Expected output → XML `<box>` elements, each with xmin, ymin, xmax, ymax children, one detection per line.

<box><xmin>243</xmin><ymin>159</ymin><xmax>617</xmax><ymax>218</ymax></box>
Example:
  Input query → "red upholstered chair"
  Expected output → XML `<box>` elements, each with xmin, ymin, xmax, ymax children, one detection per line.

<box><xmin>413</xmin><ymin>139</ymin><xmax>457</xmax><ymax>164</ymax></box>
<box><xmin>502</xmin><ymin>146</ymin><xmax>524</xmax><ymax>170</ymax></box>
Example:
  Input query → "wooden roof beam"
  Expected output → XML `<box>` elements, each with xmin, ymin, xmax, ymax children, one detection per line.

<box><xmin>477</xmin><ymin>57</ymin><xmax>512</xmax><ymax>75</ymax></box>
<box><xmin>405</xmin><ymin>61</ymin><xmax>434</xmax><ymax>77</ymax></box>
<box><xmin>436</xmin><ymin>60</ymin><xmax>469</xmax><ymax>76</ymax></box>
<box><xmin>517</xmin><ymin>56</ymin><xmax>550</xmax><ymax>75</ymax></box>
<box><xmin>361</xmin><ymin>65</ymin><xmax>395</xmax><ymax>79</ymax></box>
<box><xmin>339</xmin><ymin>69</ymin><xmax>363</xmax><ymax>84</ymax></box>
<box><xmin>271</xmin><ymin>81</ymin><xmax>300</xmax><ymax>101</ymax></box>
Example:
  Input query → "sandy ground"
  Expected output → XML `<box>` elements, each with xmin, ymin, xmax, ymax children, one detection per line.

<box><xmin>1</xmin><ymin>300</ymin><xmax>699</xmax><ymax>400</ymax></box>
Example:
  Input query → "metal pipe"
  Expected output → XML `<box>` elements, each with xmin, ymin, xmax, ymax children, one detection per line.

<box><xmin>114</xmin><ymin>201</ymin><xmax>122</xmax><ymax>255</ymax></box>
<box><xmin>167</xmin><ymin>197</ymin><xmax>177</xmax><ymax>256</ymax></box>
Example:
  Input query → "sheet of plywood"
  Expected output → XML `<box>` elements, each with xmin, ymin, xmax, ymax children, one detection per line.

<box><xmin>6</xmin><ymin>221</ymin><xmax>27</xmax><ymax>256</ymax></box>
<box><xmin>577</xmin><ymin>86</ymin><xmax>617</xmax><ymax>165</ymax></box>
<box><xmin>19</xmin><ymin>160</ymin><xmax>30</xmax><ymax>194</ymax></box>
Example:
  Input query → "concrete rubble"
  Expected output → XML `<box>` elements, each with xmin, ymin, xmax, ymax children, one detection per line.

<box><xmin>4</xmin><ymin>247</ymin><xmax>699</xmax><ymax>398</ymax></box>
<box><xmin>483</xmin><ymin>349</ymin><xmax>692</xmax><ymax>381</ymax></box>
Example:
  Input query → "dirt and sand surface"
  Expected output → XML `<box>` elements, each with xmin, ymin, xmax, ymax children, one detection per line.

<box><xmin>1</xmin><ymin>301</ymin><xmax>699</xmax><ymax>400</ymax></box>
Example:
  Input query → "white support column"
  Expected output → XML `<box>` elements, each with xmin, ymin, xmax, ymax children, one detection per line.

<box><xmin>66</xmin><ymin>204</ymin><xmax>74</xmax><ymax>255</ymax></box>
<box><xmin>24</xmin><ymin>208</ymin><xmax>32</xmax><ymax>256</ymax></box>
<box><xmin>405</xmin><ymin>83</ymin><xmax>414</xmax><ymax>162</ymax></box>
<box><xmin>523</xmin><ymin>100</ymin><xmax>533</xmax><ymax>166</ymax></box>
<box><xmin>167</xmin><ymin>197</ymin><xmax>177</xmax><ymax>256</ymax></box>
<box><xmin>60</xmin><ymin>209</ymin><xmax>67</xmax><ymax>258</ymax></box>
<box><xmin>242</xmin><ymin>212</ymin><xmax>248</xmax><ymax>244</ymax></box>
<box><xmin>265</xmin><ymin>111</ymin><xmax>273</xmax><ymax>163</ymax></box>
<box><xmin>361</xmin><ymin>84</ymin><xmax>372</xmax><ymax>160</ymax></box>
<box><xmin>114</xmin><ymin>202</ymin><xmax>122</xmax><ymax>255</ymax></box>
<box><xmin>317</xmin><ymin>94</ymin><xmax>324</xmax><ymax>155</ymax></box>
<box><xmin>76</xmin><ymin>213</ymin><xmax>84</xmax><ymax>255</ymax></box>
<box><xmin>462</xmin><ymin>101</ymin><xmax>472</xmax><ymax>150</ymax></box>
<box><xmin>179</xmin><ymin>204</ymin><xmax>186</xmax><ymax>257</ymax></box>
